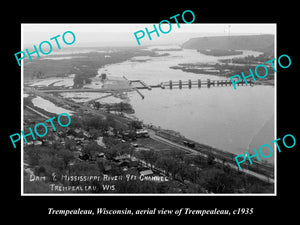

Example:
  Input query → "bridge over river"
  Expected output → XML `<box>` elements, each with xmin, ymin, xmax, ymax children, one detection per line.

<box><xmin>27</xmin><ymin>77</ymin><xmax>254</xmax><ymax>100</ymax></box>
<box><xmin>130</xmin><ymin>78</ymin><xmax>254</xmax><ymax>90</ymax></box>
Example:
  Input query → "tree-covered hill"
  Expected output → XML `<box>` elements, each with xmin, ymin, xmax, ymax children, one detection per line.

<box><xmin>182</xmin><ymin>34</ymin><xmax>274</xmax><ymax>56</ymax></box>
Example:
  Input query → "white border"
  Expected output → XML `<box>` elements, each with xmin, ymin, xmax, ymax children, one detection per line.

<box><xmin>274</xmin><ymin>25</ymin><xmax>277</xmax><ymax>196</ymax></box>
<box><xmin>21</xmin><ymin>23</ymin><xmax>277</xmax><ymax>196</ymax></box>
<box><xmin>21</xmin><ymin>24</ymin><xmax>24</xmax><ymax>195</ymax></box>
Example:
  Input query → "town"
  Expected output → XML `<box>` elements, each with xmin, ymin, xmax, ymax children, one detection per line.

<box><xmin>23</xmin><ymin>83</ymin><xmax>274</xmax><ymax>193</ymax></box>
<box><xmin>22</xmin><ymin>42</ymin><xmax>275</xmax><ymax>194</ymax></box>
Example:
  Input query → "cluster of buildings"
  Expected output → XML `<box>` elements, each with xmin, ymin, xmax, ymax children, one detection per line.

<box><xmin>24</xmin><ymin>116</ymin><xmax>170</xmax><ymax>184</ymax></box>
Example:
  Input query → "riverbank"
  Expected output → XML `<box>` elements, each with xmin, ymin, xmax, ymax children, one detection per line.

<box><xmin>198</xmin><ymin>49</ymin><xmax>243</xmax><ymax>56</ymax></box>
<box><xmin>146</xmin><ymin>125</ymin><xmax>274</xmax><ymax>179</ymax></box>
<box><xmin>27</xmin><ymin>80</ymin><xmax>275</xmax><ymax>180</ymax></box>
<box><xmin>23</xmin><ymin>47</ymin><xmax>161</xmax><ymax>80</ymax></box>
<box><xmin>23</xmin><ymin>45</ymin><xmax>275</xmax><ymax>193</ymax></box>
<box><xmin>24</xmin><ymin>83</ymin><xmax>274</xmax><ymax>184</ymax></box>
<box><xmin>23</xmin><ymin>103</ymin><xmax>274</xmax><ymax>193</ymax></box>
<box><xmin>170</xmin><ymin>62</ymin><xmax>274</xmax><ymax>86</ymax></box>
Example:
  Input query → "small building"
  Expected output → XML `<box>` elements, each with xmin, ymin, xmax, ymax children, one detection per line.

<box><xmin>74</xmin><ymin>128</ymin><xmax>82</xmax><ymax>134</ymax></box>
<box><xmin>57</xmin><ymin>131</ymin><xmax>64</xmax><ymax>136</ymax></box>
<box><xmin>135</xmin><ymin>147</ymin><xmax>150</xmax><ymax>152</ymax></box>
<box><xmin>96</xmin><ymin>136</ymin><xmax>106</xmax><ymax>148</ymax></box>
<box><xmin>53</xmin><ymin>135</ymin><xmax>60</xmax><ymax>141</ymax></box>
<box><xmin>139</xmin><ymin>169</ymin><xmax>153</xmax><ymax>176</ymax></box>
<box><xmin>100</xmin><ymin>73</ymin><xmax>107</xmax><ymax>81</ymax></box>
<box><xmin>103</xmin><ymin>164</ymin><xmax>112</xmax><ymax>172</ymax></box>
<box><xmin>114</xmin><ymin>154</ymin><xmax>130</xmax><ymax>161</ymax></box>
<box><xmin>74</xmin><ymin>137</ymin><xmax>84</xmax><ymax>141</ymax></box>
<box><xmin>66</xmin><ymin>135</ymin><xmax>75</xmax><ymax>140</ymax></box>
<box><xmin>131</xmin><ymin>143</ymin><xmax>139</xmax><ymax>148</ymax></box>
<box><xmin>183</xmin><ymin>141</ymin><xmax>195</xmax><ymax>148</ymax></box>
<box><xmin>75</xmin><ymin>145</ymin><xmax>83</xmax><ymax>151</ymax></box>
<box><xmin>136</xmin><ymin>129</ymin><xmax>149</xmax><ymax>138</ymax></box>
<box><xmin>74</xmin><ymin>137</ymin><xmax>84</xmax><ymax>145</ymax></box>
<box><xmin>96</xmin><ymin>152</ymin><xmax>105</xmax><ymax>158</ymax></box>
<box><xmin>24</xmin><ymin>168</ymin><xmax>34</xmax><ymax>176</ymax></box>
<box><xmin>117</xmin><ymin>159</ymin><xmax>131</xmax><ymax>167</ymax></box>
<box><xmin>83</xmin><ymin>131</ymin><xmax>91</xmax><ymax>139</ymax></box>
<box><xmin>27</xmin><ymin>141</ymin><xmax>34</xmax><ymax>146</ymax></box>
<box><xmin>106</xmin><ymin>130</ymin><xmax>114</xmax><ymax>137</ymax></box>
<box><xmin>33</xmin><ymin>140</ymin><xmax>42</xmax><ymax>146</ymax></box>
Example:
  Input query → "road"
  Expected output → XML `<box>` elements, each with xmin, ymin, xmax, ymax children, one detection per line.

<box><xmin>148</xmin><ymin>129</ymin><xmax>274</xmax><ymax>184</ymax></box>
<box><xmin>148</xmin><ymin>130</ymin><xmax>207</xmax><ymax>156</ymax></box>
<box><xmin>36</xmin><ymin>87</ymin><xmax>134</xmax><ymax>93</ymax></box>
<box><xmin>25</xmin><ymin>88</ymin><xmax>274</xmax><ymax>184</ymax></box>
<box><xmin>25</xmin><ymin>105</ymin><xmax>49</xmax><ymax>119</ymax></box>
<box><xmin>31</xmin><ymin>90</ymin><xmax>132</xmax><ymax>128</ymax></box>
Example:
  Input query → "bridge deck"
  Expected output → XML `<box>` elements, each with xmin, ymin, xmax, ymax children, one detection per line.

<box><xmin>136</xmin><ymin>79</ymin><xmax>254</xmax><ymax>89</ymax></box>
<box><xmin>32</xmin><ymin>78</ymin><xmax>254</xmax><ymax>94</ymax></box>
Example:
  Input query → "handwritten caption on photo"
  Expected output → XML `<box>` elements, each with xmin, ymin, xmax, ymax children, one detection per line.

<box><xmin>28</xmin><ymin>173</ymin><xmax>169</xmax><ymax>192</ymax></box>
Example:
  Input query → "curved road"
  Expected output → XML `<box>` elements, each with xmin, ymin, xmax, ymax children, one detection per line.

<box><xmin>148</xmin><ymin>129</ymin><xmax>274</xmax><ymax>184</ymax></box>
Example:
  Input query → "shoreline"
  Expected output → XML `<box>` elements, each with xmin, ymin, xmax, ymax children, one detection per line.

<box><xmin>24</xmin><ymin>83</ymin><xmax>274</xmax><ymax>181</ymax></box>
<box><xmin>23</xmin><ymin>46</ymin><xmax>275</xmax><ymax>189</ymax></box>
<box><xmin>144</xmin><ymin>124</ymin><xmax>274</xmax><ymax>179</ymax></box>
<box><xmin>169</xmin><ymin>63</ymin><xmax>274</xmax><ymax>86</ymax></box>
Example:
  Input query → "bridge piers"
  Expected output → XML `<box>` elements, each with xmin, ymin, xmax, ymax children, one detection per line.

<box><xmin>135</xmin><ymin>89</ymin><xmax>144</xmax><ymax>99</ymax></box>
<box><xmin>211</xmin><ymin>80</ymin><xmax>215</xmax><ymax>87</ymax></box>
<box><xmin>143</xmin><ymin>78</ymin><xmax>253</xmax><ymax>90</ymax></box>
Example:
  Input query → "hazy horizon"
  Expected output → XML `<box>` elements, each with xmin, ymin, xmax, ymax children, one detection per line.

<box><xmin>22</xmin><ymin>24</ymin><xmax>276</xmax><ymax>49</ymax></box>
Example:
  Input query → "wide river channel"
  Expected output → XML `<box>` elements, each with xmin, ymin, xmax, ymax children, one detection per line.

<box><xmin>98</xmin><ymin>45</ymin><xmax>275</xmax><ymax>164</ymax></box>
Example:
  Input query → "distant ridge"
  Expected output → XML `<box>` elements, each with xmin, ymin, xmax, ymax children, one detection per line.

<box><xmin>182</xmin><ymin>34</ymin><xmax>274</xmax><ymax>55</ymax></box>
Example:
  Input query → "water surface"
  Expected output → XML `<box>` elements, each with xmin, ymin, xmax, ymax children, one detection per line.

<box><xmin>99</xmin><ymin>46</ymin><xmax>275</xmax><ymax>163</ymax></box>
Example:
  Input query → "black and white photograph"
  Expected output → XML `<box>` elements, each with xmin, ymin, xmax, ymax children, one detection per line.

<box><xmin>4</xmin><ymin>3</ymin><xmax>299</xmax><ymax>222</ymax></box>
<box><xmin>21</xmin><ymin>23</ymin><xmax>276</xmax><ymax>195</ymax></box>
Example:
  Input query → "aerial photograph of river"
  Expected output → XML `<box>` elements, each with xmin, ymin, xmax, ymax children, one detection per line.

<box><xmin>100</xmin><ymin>45</ymin><xmax>274</xmax><ymax>161</ymax></box>
<box><xmin>22</xmin><ymin>24</ymin><xmax>276</xmax><ymax>194</ymax></box>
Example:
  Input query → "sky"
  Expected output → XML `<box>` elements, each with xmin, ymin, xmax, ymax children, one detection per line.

<box><xmin>22</xmin><ymin>24</ymin><xmax>276</xmax><ymax>48</ymax></box>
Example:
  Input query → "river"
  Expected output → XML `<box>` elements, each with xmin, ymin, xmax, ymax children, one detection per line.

<box><xmin>96</xmin><ymin>45</ymin><xmax>275</xmax><ymax>164</ymax></box>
